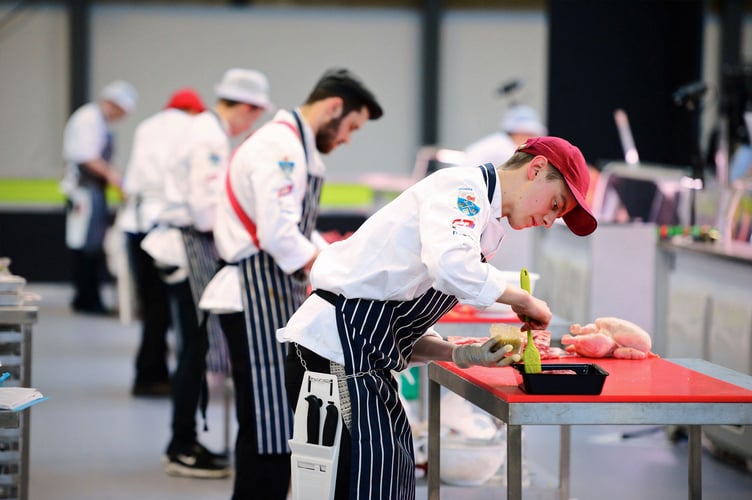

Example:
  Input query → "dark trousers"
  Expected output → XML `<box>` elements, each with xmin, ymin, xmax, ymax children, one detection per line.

<box><xmin>125</xmin><ymin>232</ymin><xmax>171</xmax><ymax>385</ymax></box>
<box><xmin>220</xmin><ymin>312</ymin><xmax>291</xmax><ymax>500</ymax></box>
<box><xmin>285</xmin><ymin>344</ymin><xmax>351</xmax><ymax>500</ymax></box>
<box><xmin>67</xmin><ymin>185</ymin><xmax>109</xmax><ymax>312</ymax></box>
<box><xmin>166</xmin><ymin>279</ymin><xmax>207</xmax><ymax>449</ymax></box>
<box><xmin>70</xmin><ymin>248</ymin><xmax>106</xmax><ymax>311</ymax></box>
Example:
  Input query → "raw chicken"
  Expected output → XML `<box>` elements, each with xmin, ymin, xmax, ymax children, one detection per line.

<box><xmin>561</xmin><ymin>317</ymin><xmax>654</xmax><ymax>360</ymax></box>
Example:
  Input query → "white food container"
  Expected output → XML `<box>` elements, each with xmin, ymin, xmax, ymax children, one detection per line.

<box><xmin>440</xmin><ymin>435</ymin><xmax>505</xmax><ymax>486</ymax></box>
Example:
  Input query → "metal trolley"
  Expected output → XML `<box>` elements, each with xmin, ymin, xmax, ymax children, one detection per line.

<box><xmin>0</xmin><ymin>306</ymin><xmax>37</xmax><ymax>500</ymax></box>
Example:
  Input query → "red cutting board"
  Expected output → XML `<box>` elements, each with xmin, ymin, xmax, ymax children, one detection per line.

<box><xmin>438</xmin><ymin>357</ymin><xmax>752</xmax><ymax>403</ymax></box>
<box><xmin>439</xmin><ymin>304</ymin><xmax>520</xmax><ymax>324</ymax></box>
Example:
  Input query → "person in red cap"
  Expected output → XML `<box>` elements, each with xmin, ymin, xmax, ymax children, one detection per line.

<box><xmin>149</xmin><ymin>68</ymin><xmax>273</xmax><ymax>480</ymax></box>
<box><xmin>278</xmin><ymin>135</ymin><xmax>597</xmax><ymax>500</ymax></box>
<box><xmin>117</xmin><ymin>87</ymin><xmax>206</xmax><ymax>398</ymax></box>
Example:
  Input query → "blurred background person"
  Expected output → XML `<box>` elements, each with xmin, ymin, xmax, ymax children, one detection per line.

<box><xmin>61</xmin><ymin>80</ymin><xmax>138</xmax><ymax>315</ymax></box>
<box><xmin>151</xmin><ymin>68</ymin><xmax>273</xmax><ymax>479</ymax></box>
<box><xmin>462</xmin><ymin>104</ymin><xmax>547</xmax><ymax>168</ymax></box>
<box><xmin>118</xmin><ymin>88</ymin><xmax>206</xmax><ymax>397</ymax></box>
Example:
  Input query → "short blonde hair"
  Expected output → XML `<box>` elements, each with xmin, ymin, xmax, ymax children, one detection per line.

<box><xmin>500</xmin><ymin>151</ymin><xmax>565</xmax><ymax>182</ymax></box>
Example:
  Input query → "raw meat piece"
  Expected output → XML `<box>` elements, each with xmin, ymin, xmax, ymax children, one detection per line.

<box><xmin>560</xmin><ymin>329</ymin><xmax>616</xmax><ymax>357</ymax></box>
<box><xmin>562</xmin><ymin>317</ymin><xmax>655</xmax><ymax>359</ymax></box>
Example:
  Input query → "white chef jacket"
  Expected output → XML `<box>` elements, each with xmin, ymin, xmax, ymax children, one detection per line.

<box><xmin>159</xmin><ymin>110</ymin><xmax>230</xmax><ymax>231</ymax></box>
<box><xmin>461</xmin><ymin>132</ymin><xmax>516</xmax><ymax>169</ymax></box>
<box><xmin>200</xmin><ymin>109</ymin><xmax>327</xmax><ymax>314</ymax></box>
<box><xmin>118</xmin><ymin>108</ymin><xmax>195</xmax><ymax>233</ymax></box>
<box><xmin>213</xmin><ymin>108</ymin><xmax>325</xmax><ymax>271</ymax></box>
<box><xmin>60</xmin><ymin>103</ymin><xmax>109</xmax><ymax>194</ymax></box>
<box><xmin>277</xmin><ymin>165</ymin><xmax>510</xmax><ymax>364</ymax></box>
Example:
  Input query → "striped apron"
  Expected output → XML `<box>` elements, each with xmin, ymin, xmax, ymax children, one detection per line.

<box><xmin>181</xmin><ymin>228</ymin><xmax>230</xmax><ymax>374</ymax></box>
<box><xmin>331</xmin><ymin>163</ymin><xmax>497</xmax><ymax>499</ymax></box>
<box><xmin>238</xmin><ymin>110</ymin><xmax>323</xmax><ymax>454</ymax></box>
<box><xmin>181</xmin><ymin>109</ymin><xmax>234</xmax><ymax>374</ymax></box>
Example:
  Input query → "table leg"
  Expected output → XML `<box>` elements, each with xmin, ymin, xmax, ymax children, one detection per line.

<box><xmin>559</xmin><ymin>425</ymin><xmax>571</xmax><ymax>500</ymax></box>
<box><xmin>688</xmin><ymin>425</ymin><xmax>701</xmax><ymax>500</ymax></box>
<box><xmin>507</xmin><ymin>424</ymin><xmax>522</xmax><ymax>500</ymax></box>
<box><xmin>428</xmin><ymin>377</ymin><xmax>440</xmax><ymax>500</ymax></box>
<box><xmin>20</xmin><ymin>322</ymin><xmax>32</xmax><ymax>500</ymax></box>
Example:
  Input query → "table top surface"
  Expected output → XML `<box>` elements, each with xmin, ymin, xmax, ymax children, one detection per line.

<box><xmin>432</xmin><ymin>357</ymin><xmax>752</xmax><ymax>404</ymax></box>
<box><xmin>438</xmin><ymin>304</ymin><xmax>519</xmax><ymax>324</ymax></box>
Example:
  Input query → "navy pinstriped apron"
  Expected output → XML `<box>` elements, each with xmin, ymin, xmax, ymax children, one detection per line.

<box><xmin>331</xmin><ymin>163</ymin><xmax>496</xmax><ymax>499</ymax></box>
<box><xmin>181</xmin><ymin>110</ymin><xmax>233</xmax><ymax>374</ymax></box>
<box><xmin>238</xmin><ymin>110</ymin><xmax>323</xmax><ymax>454</ymax></box>
<box><xmin>181</xmin><ymin>229</ymin><xmax>229</xmax><ymax>373</ymax></box>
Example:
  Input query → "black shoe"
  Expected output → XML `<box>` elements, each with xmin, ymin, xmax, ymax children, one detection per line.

<box><xmin>71</xmin><ymin>302</ymin><xmax>114</xmax><ymax>316</ymax></box>
<box><xmin>162</xmin><ymin>442</ymin><xmax>231</xmax><ymax>479</ymax></box>
<box><xmin>192</xmin><ymin>441</ymin><xmax>231</xmax><ymax>468</ymax></box>
<box><xmin>131</xmin><ymin>380</ymin><xmax>171</xmax><ymax>398</ymax></box>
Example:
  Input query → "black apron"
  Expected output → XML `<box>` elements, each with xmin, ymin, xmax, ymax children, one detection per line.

<box><xmin>331</xmin><ymin>163</ymin><xmax>496</xmax><ymax>499</ymax></box>
<box><xmin>239</xmin><ymin>110</ymin><xmax>323</xmax><ymax>454</ymax></box>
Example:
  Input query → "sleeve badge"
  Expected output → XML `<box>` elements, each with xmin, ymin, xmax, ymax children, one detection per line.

<box><xmin>456</xmin><ymin>188</ymin><xmax>480</xmax><ymax>216</ymax></box>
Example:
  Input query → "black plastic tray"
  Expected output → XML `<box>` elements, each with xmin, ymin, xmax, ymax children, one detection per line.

<box><xmin>512</xmin><ymin>363</ymin><xmax>609</xmax><ymax>395</ymax></box>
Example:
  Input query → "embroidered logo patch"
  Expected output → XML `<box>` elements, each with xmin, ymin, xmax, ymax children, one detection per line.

<box><xmin>451</xmin><ymin>218</ymin><xmax>475</xmax><ymax>229</ymax></box>
<box><xmin>278</xmin><ymin>158</ymin><xmax>295</xmax><ymax>178</ymax></box>
<box><xmin>277</xmin><ymin>183</ymin><xmax>293</xmax><ymax>197</ymax></box>
<box><xmin>457</xmin><ymin>188</ymin><xmax>480</xmax><ymax>216</ymax></box>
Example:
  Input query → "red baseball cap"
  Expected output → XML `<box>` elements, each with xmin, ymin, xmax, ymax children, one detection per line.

<box><xmin>164</xmin><ymin>88</ymin><xmax>206</xmax><ymax>113</ymax></box>
<box><xmin>517</xmin><ymin>136</ymin><xmax>597</xmax><ymax>236</ymax></box>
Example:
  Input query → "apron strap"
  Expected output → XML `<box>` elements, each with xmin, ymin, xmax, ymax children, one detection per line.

<box><xmin>224</xmin><ymin>113</ymin><xmax>307</xmax><ymax>249</ymax></box>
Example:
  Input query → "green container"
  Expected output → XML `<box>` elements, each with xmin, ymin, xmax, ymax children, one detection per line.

<box><xmin>400</xmin><ymin>366</ymin><xmax>421</xmax><ymax>401</ymax></box>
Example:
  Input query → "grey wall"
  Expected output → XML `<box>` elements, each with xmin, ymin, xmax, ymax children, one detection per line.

<box><xmin>0</xmin><ymin>4</ymin><xmax>750</xmax><ymax>182</ymax></box>
<box><xmin>0</xmin><ymin>4</ymin><xmax>547</xmax><ymax>182</ymax></box>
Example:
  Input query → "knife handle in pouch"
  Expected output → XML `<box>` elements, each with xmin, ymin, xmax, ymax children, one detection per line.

<box><xmin>304</xmin><ymin>394</ymin><xmax>323</xmax><ymax>445</ymax></box>
<box><xmin>322</xmin><ymin>402</ymin><xmax>339</xmax><ymax>446</ymax></box>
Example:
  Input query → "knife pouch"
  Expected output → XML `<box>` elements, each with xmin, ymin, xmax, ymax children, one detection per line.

<box><xmin>290</xmin><ymin>371</ymin><xmax>343</xmax><ymax>500</ymax></box>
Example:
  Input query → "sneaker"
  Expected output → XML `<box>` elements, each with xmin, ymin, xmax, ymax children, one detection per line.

<box><xmin>162</xmin><ymin>442</ymin><xmax>231</xmax><ymax>479</ymax></box>
<box><xmin>193</xmin><ymin>441</ymin><xmax>231</xmax><ymax>468</ymax></box>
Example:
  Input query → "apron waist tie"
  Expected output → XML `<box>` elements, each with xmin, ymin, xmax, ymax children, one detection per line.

<box><xmin>313</xmin><ymin>289</ymin><xmax>338</xmax><ymax>305</ymax></box>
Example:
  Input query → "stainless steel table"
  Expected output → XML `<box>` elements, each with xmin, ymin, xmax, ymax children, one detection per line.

<box><xmin>427</xmin><ymin>357</ymin><xmax>752</xmax><ymax>500</ymax></box>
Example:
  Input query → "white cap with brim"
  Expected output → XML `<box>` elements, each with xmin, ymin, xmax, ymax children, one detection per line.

<box><xmin>214</xmin><ymin>68</ymin><xmax>274</xmax><ymax>111</ymax></box>
<box><xmin>100</xmin><ymin>80</ymin><xmax>138</xmax><ymax>114</ymax></box>
<box><xmin>501</xmin><ymin>105</ymin><xmax>547</xmax><ymax>136</ymax></box>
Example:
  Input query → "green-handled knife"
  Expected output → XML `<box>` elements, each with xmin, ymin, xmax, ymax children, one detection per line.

<box><xmin>520</xmin><ymin>268</ymin><xmax>542</xmax><ymax>374</ymax></box>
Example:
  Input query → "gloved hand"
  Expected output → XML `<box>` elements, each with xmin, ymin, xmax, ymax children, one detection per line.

<box><xmin>451</xmin><ymin>337</ymin><xmax>522</xmax><ymax>368</ymax></box>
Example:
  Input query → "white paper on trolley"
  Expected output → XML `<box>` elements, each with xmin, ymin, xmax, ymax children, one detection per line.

<box><xmin>0</xmin><ymin>387</ymin><xmax>47</xmax><ymax>411</ymax></box>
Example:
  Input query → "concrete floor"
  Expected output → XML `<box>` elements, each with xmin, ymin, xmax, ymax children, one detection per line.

<box><xmin>22</xmin><ymin>283</ymin><xmax>752</xmax><ymax>500</ymax></box>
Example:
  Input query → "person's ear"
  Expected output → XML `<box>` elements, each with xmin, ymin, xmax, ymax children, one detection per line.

<box><xmin>527</xmin><ymin>156</ymin><xmax>546</xmax><ymax>180</ymax></box>
<box><xmin>328</xmin><ymin>97</ymin><xmax>344</xmax><ymax>120</ymax></box>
